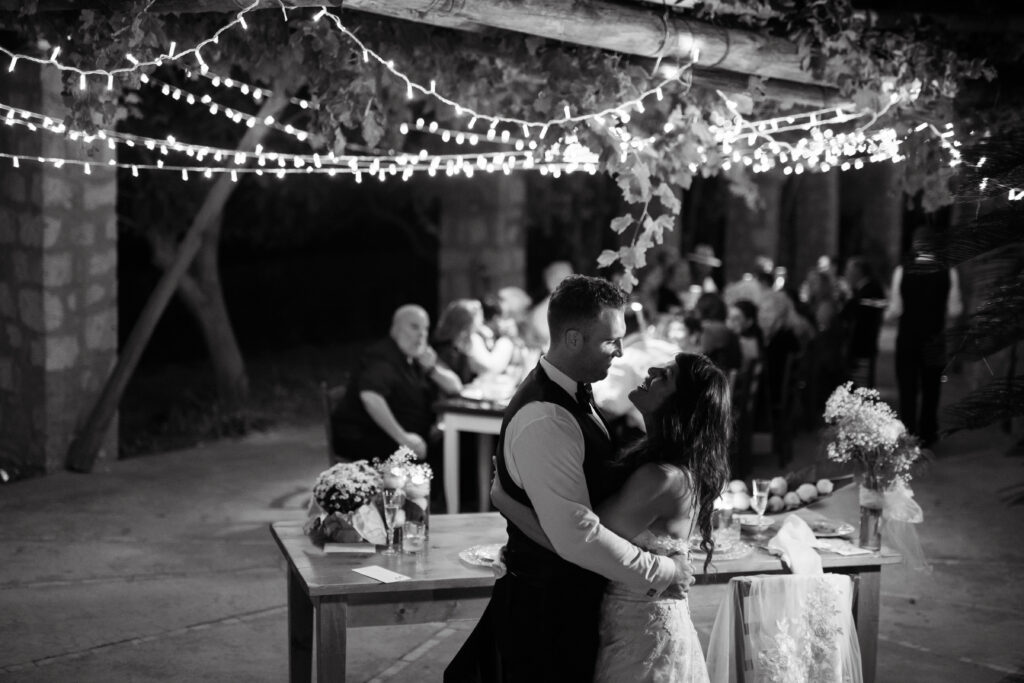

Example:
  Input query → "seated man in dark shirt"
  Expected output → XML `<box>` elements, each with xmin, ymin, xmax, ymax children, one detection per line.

<box><xmin>332</xmin><ymin>305</ymin><xmax>462</xmax><ymax>472</ymax></box>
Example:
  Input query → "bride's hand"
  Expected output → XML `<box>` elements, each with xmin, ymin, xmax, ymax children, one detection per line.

<box><xmin>668</xmin><ymin>552</ymin><xmax>695</xmax><ymax>594</ymax></box>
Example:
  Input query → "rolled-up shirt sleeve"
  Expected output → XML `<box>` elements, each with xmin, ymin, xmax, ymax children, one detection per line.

<box><xmin>505</xmin><ymin>403</ymin><xmax>677</xmax><ymax>595</ymax></box>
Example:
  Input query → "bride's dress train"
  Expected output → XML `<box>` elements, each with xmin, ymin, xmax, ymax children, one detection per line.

<box><xmin>594</xmin><ymin>530</ymin><xmax>709</xmax><ymax>683</ymax></box>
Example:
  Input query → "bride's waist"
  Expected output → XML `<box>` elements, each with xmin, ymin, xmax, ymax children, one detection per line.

<box><xmin>604</xmin><ymin>581</ymin><xmax>688</xmax><ymax>603</ymax></box>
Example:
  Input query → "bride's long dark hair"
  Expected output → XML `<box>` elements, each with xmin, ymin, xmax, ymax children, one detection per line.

<box><xmin>617</xmin><ymin>353</ymin><xmax>732</xmax><ymax>570</ymax></box>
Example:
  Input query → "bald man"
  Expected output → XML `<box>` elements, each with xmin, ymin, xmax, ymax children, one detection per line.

<box><xmin>331</xmin><ymin>305</ymin><xmax>462</xmax><ymax>467</ymax></box>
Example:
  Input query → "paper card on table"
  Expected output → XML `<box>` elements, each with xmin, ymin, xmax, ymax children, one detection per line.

<box><xmin>323</xmin><ymin>543</ymin><xmax>377</xmax><ymax>555</ymax></box>
<box><xmin>352</xmin><ymin>565</ymin><xmax>411</xmax><ymax>583</ymax></box>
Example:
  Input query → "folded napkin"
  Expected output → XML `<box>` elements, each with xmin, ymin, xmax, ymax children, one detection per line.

<box><xmin>767</xmin><ymin>515</ymin><xmax>823</xmax><ymax>574</ymax></box>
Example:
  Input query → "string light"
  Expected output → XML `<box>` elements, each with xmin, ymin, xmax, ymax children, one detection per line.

<box><xmin>0</xmin><ymin>0</ymin><xmax>259</xmax><ymax>82</ymax></box>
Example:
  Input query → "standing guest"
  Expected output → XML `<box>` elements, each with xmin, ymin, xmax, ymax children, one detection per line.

<box><xmin>727</xmin><ymin>299</ymin><xmax>763</xmax><ymax>371</ymax></box>
<box><xmin>433</xmin><ymin>299</ymin><xmax>516</xmax><ymax>383</ymax></box>
<box><xmin>524</xmin><ymin>260</ymin><xmax>575</xmax><ymax>352</ymax></box>
<box><xmin>886</xmin><ymin>228</ymin><xmax>963</xmax><ymax>446</ymax></box>
<box><xmin>445</xmin><ymin>275</ymin><xmax>694</xmax><ymax>682</ymax></box>
<box><xmin>686</xmin><ymin>243</ymin><xmax>722</xmax><ymax>294</ymax></box>
<box><xmin>331</xmin><ymin>305</ymin><xmax>462</xmax><ymax>490</ymax></box>
<box><xmin>841</xmin><ymin>256</ymin><xmax>887</xmax><ymax>387</ymax></box>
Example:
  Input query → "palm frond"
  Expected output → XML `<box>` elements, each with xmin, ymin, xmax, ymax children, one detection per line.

<box><xmin>941</xmin><ymin>206</ymin><xmax>1024</xmax><ymax>266</ymax></box>
<box><xmin>948</xmin><ymin>272</ymin><xmax>1024</xmax><ymax>359</ymax></box>
<box><xmin>942</xmin><ymin>375</ymin><xmax>1024</xmax><ymax>435</ymax></box>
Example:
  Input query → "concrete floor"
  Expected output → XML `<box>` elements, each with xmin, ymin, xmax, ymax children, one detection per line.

<box><xmin>2</xmin><ymin>345</ymin><xmax>1024</xmax><ymax>681</ymax></box>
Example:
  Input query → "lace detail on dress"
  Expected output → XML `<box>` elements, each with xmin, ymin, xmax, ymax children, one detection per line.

<box><xmin>594</xmin><ymin>531</ymin><xmax>709</xmax><ymax>683</ymax></box>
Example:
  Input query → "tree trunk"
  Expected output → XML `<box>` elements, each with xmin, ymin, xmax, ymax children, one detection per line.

<box><xmin>67</xmin><ymin>90</ymin><xmax>288</xmax><ymax>472</ymax></box>
<box><xmin>159</xmin><ymin>227</ymin><xmax>249</xmax><ymax>411</ymax></box>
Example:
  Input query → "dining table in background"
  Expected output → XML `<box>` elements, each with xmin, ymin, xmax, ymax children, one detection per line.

<box><xmin>271</xmin><ymin>482</ymin><xmax>900</xmax><ymax>683</ymax></box>
<box><xmin>435</xmin><ymin>396</ymin><xmax>505</xmax><ymax>514</ymax></box>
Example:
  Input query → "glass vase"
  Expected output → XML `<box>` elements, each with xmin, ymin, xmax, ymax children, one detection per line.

<box><xmin>858</xmin><ymin>483</ymin><xmax>884</xmax><ymax>551</ymax></box>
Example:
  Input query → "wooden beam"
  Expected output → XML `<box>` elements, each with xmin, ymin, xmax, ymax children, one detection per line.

<box><xmin>11</xmin><ymin>0</ymin><xmax>827</xmax><ymax>88</ymax></box>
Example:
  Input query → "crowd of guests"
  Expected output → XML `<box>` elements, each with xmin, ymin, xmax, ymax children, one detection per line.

<box><xmin>329</xmin><ymin>227</ymin><xmax>962</xmax><ymax>510</ymax></box>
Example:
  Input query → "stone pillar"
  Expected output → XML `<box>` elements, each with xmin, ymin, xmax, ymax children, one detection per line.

<box><xmin>437</xmin><ymin>173</ymin><xmax>527</xmax><ymax>305</ymax></box>
<box><xmin>787</xmin><ymin>168</ymin><xmax>840</xmax><ymax>279</ymax></box>
<box><xmin>839</xmin><ymin>162</ymin><xmax>903</xmax><ymax>277</ymax></box>
<box><xmin>0</xmin><ymin>65</ymin><xmax>118</xmax><ymax>474</ymax></box>
<box><xmin>724</xmin><ymin>171</ymin><xmax>785</xmax><ymax>282</ymax></box>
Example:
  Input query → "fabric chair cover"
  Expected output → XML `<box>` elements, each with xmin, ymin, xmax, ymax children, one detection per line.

<box><xmin>706</xmin><ymin>574</ymin><xmax>863</xmax><ymax>683</ymax></box>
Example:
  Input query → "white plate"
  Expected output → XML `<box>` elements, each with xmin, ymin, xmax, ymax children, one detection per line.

<box><xmin>458</xmin><ymin>543</ymin><xmax>504</xmax><ymax>567</ymax></box>
<box><xmin>736</xmin><ymin>514</ymin><xmax>775</xmax><ymax>529</ymax></box>
<box><xmin>808</xmin><ymin>519</ymin><xmax>855</xmax><ymax>538</ymax></box>
<box><xmin>689</xmin><ymin>539</ymin><xmax>754</xmax><ymax>561</ymax></box>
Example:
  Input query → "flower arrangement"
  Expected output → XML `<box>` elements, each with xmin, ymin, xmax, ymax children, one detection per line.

<box><xmin>304</xmin><ymin>447</ymin><xmax>434</xmax><ymax>547</ymax></box>
<box><xmin>312</xmin><ymin>460</ymin><xmax>382</xmax><ymax>514</ymax></box>
<box><xmin>305</xmin><ymin>460</ymin><xmax>383</xmax><ymax>546</ymax></box>
<box><xmin>823</xmin><ymin>382</ymin><xmax>924</xmax><ymax>491</ymax></box>
<box><xmin>374</xmin><ymin>446</ymin><xmax>433</xmax><ymax>530</ymax></box>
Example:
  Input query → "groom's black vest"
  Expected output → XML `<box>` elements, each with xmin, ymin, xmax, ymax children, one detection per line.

<box><xmin>494</xmin><ymin>363</ymin><xmax>620</xmax><ymax>582</ymax></box>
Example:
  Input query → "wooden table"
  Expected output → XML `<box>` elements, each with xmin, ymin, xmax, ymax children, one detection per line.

<box><xmin>436</xmin><ymin>397</ymin><xmax>504</xmax><ymax>513</ymax></box>
<box><xmin>271</xmin><ymin>484</ymin><xmax>899</xmax><ymax>682</ymax></box>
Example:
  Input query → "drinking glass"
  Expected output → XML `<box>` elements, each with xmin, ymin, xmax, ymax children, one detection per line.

<box><xmin>402</xmin><ymin>520</ymin><xmax>426</xmax><ymax>554</ymax></box>
<box><xmin>751</xmin><ymin>479</ymin><xmax>771</xmax><ymax>528</ymax></box>
<box><xmin>380</xmin><ymin>488</ymin><xmax>406</xmax><ymax>556</ymax></box>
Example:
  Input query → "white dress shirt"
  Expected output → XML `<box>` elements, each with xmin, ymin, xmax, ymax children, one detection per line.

<box><xmin>503</xmin><ymin>357</ymin><xmax>677</xmax><ymax>595</ymax></box>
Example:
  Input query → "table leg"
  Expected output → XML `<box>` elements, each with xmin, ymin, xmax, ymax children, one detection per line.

<box><xmin>315</xmin><ymin>596</ymin><xmax>348</xmax><ymax>683</ymax></box>
<box><xmin>288</xmin><ymin>566</ymin><xmax>313</xmax><ymax>683</ymax></box>
<box><xmin>476</xmin><ymin>435</ymin><xmax>494</xmax><ymax>512</ymax></box>
<box><xmin>444</xmin><ymin>423</ymin><xmax>460</xmax><ymax>514</ymax></box>
<box><xmin>853</xmin><ymin>568</ymin><xmax>880</xmax><ymax>683</ymax></box>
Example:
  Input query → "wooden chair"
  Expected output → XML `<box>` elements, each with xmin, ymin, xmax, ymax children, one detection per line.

<box><xmin>320</xmin><ymin>380</ymin><xmax>348</xmax><ymax>464</ymax></box>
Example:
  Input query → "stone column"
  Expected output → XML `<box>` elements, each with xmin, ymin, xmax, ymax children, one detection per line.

<box><xmin>724</xmin><ymin>171</ymin><xmax>785</xmax><ymax>282</ymax></box>
<box><xmin>839</xmin><ymin>162</ymin><xmax>903</xmax><ymax>277</ymax></box>
<box><xmin>437</xmin><ymin>173</ymin><xmax>527</xmax><ymax>305</ymax></box>
<box><xmin>787</xmin><ymin>168</ymin><xmax>840</xmax><ymax>280</ymax></box>
<box><xmin>0</xmin><ymin>65</ymin><xmax>118</xmax><ymax>474</ymax></box>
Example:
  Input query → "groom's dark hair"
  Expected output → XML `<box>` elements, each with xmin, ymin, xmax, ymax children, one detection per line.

<box><xmin>548</xmin><ymin>275</ymin><xmax>627</xmax><ymax>342</ymax></box>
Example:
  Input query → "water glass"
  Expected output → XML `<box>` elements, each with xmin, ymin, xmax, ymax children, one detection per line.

<box><xmin>402</xmin><ymin>520</ymin><xmax>426</xmax><ymax>554</ymax></box>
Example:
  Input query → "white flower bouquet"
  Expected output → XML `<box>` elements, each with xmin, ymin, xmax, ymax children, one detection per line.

<box><xmin>823</xmin><ymin>383</ymin><xmax>928</xmax><ymax>557</ymax></box>
<box><xmin>823</xmin><ymin>382</ymin><xmax>923</xmax><ymax>491</ymax></box>
<box><xmin>305</xmin><ymin>460</ymin><xmax>384</xmax><ymax>546</ymax></box>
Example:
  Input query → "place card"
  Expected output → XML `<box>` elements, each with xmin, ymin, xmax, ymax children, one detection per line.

<box><xmin>323</xmin><ymin>543</ymin><xmax>377</xmax><ymax>555</ymax></box>
<box><xmin>352</xmin><ymin>565</ymin><xmax>412</xmax><ymax>583</ymax></box>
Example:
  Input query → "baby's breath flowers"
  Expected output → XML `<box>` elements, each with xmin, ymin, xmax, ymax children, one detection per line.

<box><xmin>824</xmin><ymin>382</ymin><xmax>924</xmax><ymax>490</ymax></box>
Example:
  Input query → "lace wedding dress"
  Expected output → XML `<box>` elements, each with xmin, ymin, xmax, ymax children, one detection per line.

<box><xmin>594</xmin><ymin>530</ymin><xmax>710</xmax><ymax>683</ymax></box>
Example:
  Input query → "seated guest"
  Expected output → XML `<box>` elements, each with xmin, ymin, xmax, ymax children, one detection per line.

<box><xmin>727</xmin><ymin>299</ymin><xmax>763</xmax><ymax>370</ymax></box>
<box><xmin>331</xmin><ymin>305</ymin><xmax>462</xmax><ymax>469</ymax></box>
<box><xmin>695</xmin><ymin>292</ymin><xmax>743</xmax><ymax>373</ymax></box>
<box><xmin>434</xmin><ymin>299</ymin><xmax>517</xmax><ymax>383</ymax></box>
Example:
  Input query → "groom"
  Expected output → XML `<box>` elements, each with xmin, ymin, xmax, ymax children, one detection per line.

<box><xmin>446</xmin><ymin>275</ymin><xmax>694</xmax><ymax>682</ymax></box>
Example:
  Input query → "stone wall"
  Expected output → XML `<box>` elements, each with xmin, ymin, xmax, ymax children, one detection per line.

<box><xmin>0</xmin><ymin>64</ymin><xmax>118</xmax><ymax>473</ymax></box>
<box><xmin>437</xmin><ymin>173</ymin><xmax>527</xmax><ymax>306</ymax></box>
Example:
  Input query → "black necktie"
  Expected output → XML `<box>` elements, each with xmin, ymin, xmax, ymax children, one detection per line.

<box><xmin>576</xmin><ymin>382</ymin><xmax>594</xmax><ymax>409</ymax></box>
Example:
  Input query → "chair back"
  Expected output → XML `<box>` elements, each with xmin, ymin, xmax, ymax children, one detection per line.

<box><xmin>707</xmin><ymin>573</ymin><xmax>863</xmax><ymax>683</ymax></box>
<box><xmin>320</xmin><ymin>380</ymin><xmax>348</xmax><ymax>463</ymax></box>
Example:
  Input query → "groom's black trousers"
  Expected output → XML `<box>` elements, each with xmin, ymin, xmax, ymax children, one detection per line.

<box><xmin>445</xmin><ymin>542</ymin><xmax>605</xmax><ymax>682</ymax></box>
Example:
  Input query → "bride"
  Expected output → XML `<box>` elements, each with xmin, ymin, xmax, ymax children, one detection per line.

<box><xmin>493</xmin><ymin>352</ymin><xmax>731</xmax><ymax>682</ymax></box>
